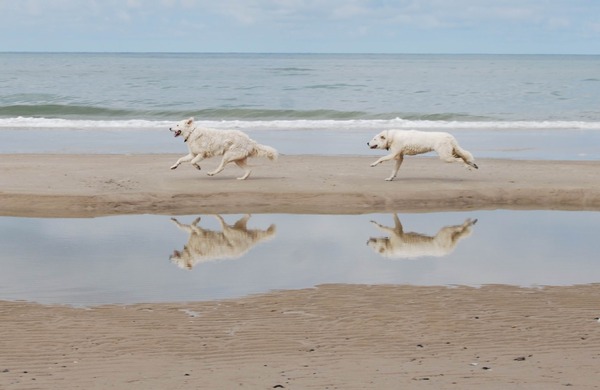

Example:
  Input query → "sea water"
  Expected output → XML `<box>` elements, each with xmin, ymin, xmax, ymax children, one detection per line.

<box><xmin>0</xmin><ymin>211</ymin><xmax>599</xmax><ymax>306</ymax></box>
<box><xmin>1</xmin><ymin>52</ymin><xmax>600</xmax><ymax>158</ymax></box>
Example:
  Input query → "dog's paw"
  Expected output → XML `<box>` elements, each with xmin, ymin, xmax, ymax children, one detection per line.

<box><xmin>170</xmin><ymin>165</ymin><xmax>178</xmax><ymax>170</ymax></box>
<box><xmin>385</xmin><ymin>177</ymin><xmax>395</xmax><ymax>181</ymax></box>
<box><xmin>370</xmin><ymin>163</ymin><xmax>378</xmax><ymax>167</ymax></box>
<box><xmin>193</xmin><ymin>164</ymin><xmax>202</xmax><ymax>170</ymax></box>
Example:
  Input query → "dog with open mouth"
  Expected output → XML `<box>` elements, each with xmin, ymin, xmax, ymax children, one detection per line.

<box><xmin>169</xmin><ymin>117</ymin><xmax>278</xmax><ymax>180</ymax></box>
<box><xmin>368</xmin><ymin>129</ymin><xmax>478</xmax><ymax>181</ymax></box>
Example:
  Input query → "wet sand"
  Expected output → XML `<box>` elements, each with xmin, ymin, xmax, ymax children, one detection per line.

<box><xmin>1</xmin><ymin>284</ymin><xmax>600</xmax><ymax>389</ymax></box>
<box><xmin>1</xmin><ymin>154</ymin><xmax>600</xmax><ymax>389</ymax></box>
<box><xmin>0</xmin><ymin>154</ymin><xmax>599</xmax><ymax>217</ymax></box>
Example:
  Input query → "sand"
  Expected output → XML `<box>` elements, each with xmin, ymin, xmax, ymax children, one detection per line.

<box><xmin>1</xmin><ymin>285</ymin><xmax>599</xmax><ymax>389</ymax></box>
<box><xmin>1</xmin><ymin>154</ymin><xmax>600</xmax><ymax>389</ymax></box>
<box><xmin>0</xmin><ymin>154</ymin><xmax>599</xmax><ymax>217</ymax></box>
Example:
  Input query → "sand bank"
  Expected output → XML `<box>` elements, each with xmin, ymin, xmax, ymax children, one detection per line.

<box><xmin>1</xmin><ymin>284</ymin><xmax>600</xmax><ymax>389</ymax></box>
<box><xmin>2</xmin><ymin>154</ymin><xmax>600</xmax><ymax>388</ymax></box>
<box><xmin>1</xmin><ymin>154</ymin><xmax>599</xmax><ymax>217</ymax></box>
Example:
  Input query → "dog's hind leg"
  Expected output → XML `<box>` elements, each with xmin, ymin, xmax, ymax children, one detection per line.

<box><xmin>234</xmin><ymin>158</ymin><xmax>252</xmax><ymax>180</ymax></box>
<box><xmin>208</xmin><ymin>152</ymin><xmax>246</xmax><ymax>178</ymax></box>
<box><xmin>392</xmin><ymin>214</ymin><xmax>404</xmax><ymax>233</ymax></box>
<box><xmin>453</xmin><ymin>147</ymin><xmax>478</xmax><ymax>169</ymax></box>
<box><xmin>170</xmin><ymin>217</ymin><xmax>202</xmax><ymax>234</ymax></box>
<box><xmin>437</xmin><ymin>145</ymin><xmax>464</xmax><ymax>165</ymax></box>
<box><xmin>438</xmin><ymin>143</ymin><xmax>478</xmax><ymax>169</ymax></box>
<box><xmin>457</xmin><ymin>148</ymin><xmax>478</xmax><ymax>169</ymax></box>
<box><xmin>213</xmin><ymin>214</ymin><xmax>228</xmax><ymax>229</ymax></box>
<box><xmin>463</xmin><ymin>159</ymin><xmax>478</xmax><ymax>169</ymax></box>
<box><xmin>206</xmin><ymin>155</ymin><xmax>231</xmax><ymax>177</ymax></box>
<box><xmin>233</xmin><ymin>214</ymin><xmax>251</xmax><ymax>229</ymax></box>
<box><xmin>370</xmin><ymin>214</ymin><xmax>404</xmax><ymax>234</ymax></box>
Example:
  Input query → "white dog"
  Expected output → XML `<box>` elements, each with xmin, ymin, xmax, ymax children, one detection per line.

<box><xmin>368</xmin><ymin>214</ymin><xmax>477</xmax><ymax>259</ymax></box>
<box><xmin>170</xmin><ymin>118</ymin><xmax>278</xmax><ymax>180</ymax></box>
<box><xmin>368</xmin><ymin>130</ymin><xmax>478</xmax><ymax>181</ymax></box>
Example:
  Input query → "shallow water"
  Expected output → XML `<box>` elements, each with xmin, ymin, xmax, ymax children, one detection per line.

<box><xmin>1</xmin><ymin>211</ymin><xmax>599</xmax><ymax>307</ymax></box>
<box><xmin>1</xmin><ymin>128</ymin><xmax>599</xmax><ymax>160</ymax></box>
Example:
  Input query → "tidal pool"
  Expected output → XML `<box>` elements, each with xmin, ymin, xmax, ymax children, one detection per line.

<box><xmin>0</xmin><ymin>211</ymin><xmax>598</xmax><ymax>306</ymax></box>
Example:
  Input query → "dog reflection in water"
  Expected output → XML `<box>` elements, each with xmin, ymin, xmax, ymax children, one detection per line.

<box><xmin>368</xmin><ymin>214</ymin><xmax>477</xmax><ymax>259</ymax></box>
<box><xmin>170</xmin><ymin>215</ymin><xmax>276</xmax><ymax>270</ymax></box>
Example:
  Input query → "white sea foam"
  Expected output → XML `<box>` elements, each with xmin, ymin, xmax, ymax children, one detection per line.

<box><xmin>1</xmin><ymin>116</ymin><xmax>599</xmax><ymax>131</ymax></box>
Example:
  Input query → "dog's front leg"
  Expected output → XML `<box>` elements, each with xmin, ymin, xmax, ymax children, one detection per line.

<box><xmin>170</xmin><ymin>153</ymin><xmax>193</xmax><ymax>170</ymax></box>
<box><xmin>370</xmin><ymin>220</ymin><xmax>388</xmax><ymax>231</ymax></box>
<box><xmin>190</xmin><ymin>155</ymin><xmax>204</xmax><ymax>170</ymax></box>
<box><xmin>370</xmin><ymin>153</ymin><xmax>395</xmax><ymax>167</ymax></box>
<box><xmin>386</xmin><ymin>155</ymin><xmax>404</xmax><ymax>181</ymax></box>
<box><xmin>170</xmin><ymin>217</ymin><xmax>193</xmax><ymax>233</ymax></box>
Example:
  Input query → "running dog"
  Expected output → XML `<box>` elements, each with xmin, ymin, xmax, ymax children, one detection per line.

<box><xmin>170</xmin><ymin>118</ymin><xmax>278</xmax><ymax>180</ymax></box>
<box><xmin>368</xmin><ymin>129</ymin><xmax>478</xmax><ymax>181</ymax></box>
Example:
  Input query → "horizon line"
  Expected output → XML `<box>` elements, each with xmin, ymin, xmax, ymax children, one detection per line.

<box><xmin>1</xmin><ymin>51</ymin><xmax>599</xmax><ymax>56</ymax></box>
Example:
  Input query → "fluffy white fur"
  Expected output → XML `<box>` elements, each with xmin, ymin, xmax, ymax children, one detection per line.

<box><xmin>170</xmin><ymin>215</ymin><xmax>276</xmax><ymax>270</ymax></box>
<box><xmin>368</xmin><ymin>214</ymin><xmax>477</xmax><ymax>259</ymax></box>
<box><xmin>170</xmin><ymin>117</ymin><xmax>278</xmax><ymax>180</ymax></box>
<box><xmin>368</xmin><ymin>129</ymin><xmax>478</xmax><ymax>181</ymax></box>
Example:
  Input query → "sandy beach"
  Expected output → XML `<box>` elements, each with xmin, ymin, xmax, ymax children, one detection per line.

<box><xmin>2</xmin><ymin>153</ymin><xmax>600</xmax><ymax>389</ymax></box>
<box><xmin>1</xmin><ymin>154</ymin><xmax>599</xmax><ymax>217</ymax></box>
<box><xmin>1</xmin><ymin>284</ymin><xmax>599</xmax><ymax>389</ymax></box>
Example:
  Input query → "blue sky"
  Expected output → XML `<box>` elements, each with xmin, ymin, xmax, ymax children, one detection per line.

<box><xmin>1</xmin><ymin>0</ymin><xmax>599</xmax><ymax>54</ymax></box>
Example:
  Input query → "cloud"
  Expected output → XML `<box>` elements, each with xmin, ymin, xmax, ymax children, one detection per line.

<box><xmin>0</xmin><ymin>0</ymin><xmax>598</xmax><ymax>53</ymax></box>
<box><xmin>2</xmin><ymin>0</ymin><xmax>595</xmax><ymax>31</ymax></box>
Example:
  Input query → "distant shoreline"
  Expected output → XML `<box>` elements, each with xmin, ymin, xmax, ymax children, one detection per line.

<box><xmin>2</xmin><ymin>51</ymin><xmax>600</xmax><ymax>56</ymax></box>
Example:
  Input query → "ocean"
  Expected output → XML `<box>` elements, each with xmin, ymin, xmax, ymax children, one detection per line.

<box><xmin>1</xmin><ymin>52</ymin><xmax>600</xmax><ymax>159</ymax></box>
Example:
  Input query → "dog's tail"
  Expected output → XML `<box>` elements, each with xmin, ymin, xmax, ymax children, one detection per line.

<box><xmin>453</xmin><ymin>144</ymin><xmax>478</xmax><ymax>169</ymax></box>
<box><xmin>253</xmin><ymin>143</ymin><xmax>279</xmax><ymax>161</ymax></box>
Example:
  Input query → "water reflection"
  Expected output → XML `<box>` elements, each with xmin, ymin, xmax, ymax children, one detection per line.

<box><xmin>368</xmin><ymin>214</ymin><xmax>477</xmax><ymax>259</ymax></box>
<box><xmin>170</xmin><ymin>215</ymin><xmax>276</xmax><ymax>270</ymax></box>
<box><xmin>0</xmin><ymin>211</ymin><xmax>599</xmax><ymax>306</ymax></box>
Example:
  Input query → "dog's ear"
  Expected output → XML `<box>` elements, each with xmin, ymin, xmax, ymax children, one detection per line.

<box><xmin>186</xmin><ymin>117</ymin><xmax>194</xmax><ymax>125</ymax></box>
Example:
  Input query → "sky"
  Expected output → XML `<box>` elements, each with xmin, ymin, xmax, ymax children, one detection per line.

<box><xmin>1</xmin><ymin>0</ymin><xmax>599</xmax><ymax>54</ymax></box>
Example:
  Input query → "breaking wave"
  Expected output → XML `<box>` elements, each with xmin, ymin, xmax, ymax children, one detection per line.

<box><xmin>1</xmin><ymin>116</ymin><xmax>599</xmax><ymax>131</ymax></box>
